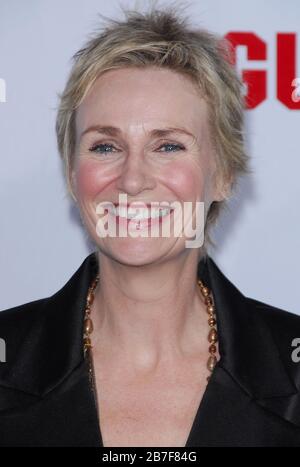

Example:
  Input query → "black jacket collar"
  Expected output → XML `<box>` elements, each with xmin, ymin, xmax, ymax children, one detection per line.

<box><xmin>199</xmin><ymin>257</ymin><xmax>297</xmax><ymax>399</ymax></box>
<box><xmin>0</xmin><ymin>252</ymin><xmax>299</xmax><ymax>418</ymax></box>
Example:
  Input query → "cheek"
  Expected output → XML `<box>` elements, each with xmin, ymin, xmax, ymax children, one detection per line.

<box><xmin>163</xmin><ymin>161</ymin><xmax>207</xmax><ymax>199</ymax></box>
<box><xmin>74</xmin><ymin>159</ymin><xmax>109</xmax><ymax>200</ymax></box>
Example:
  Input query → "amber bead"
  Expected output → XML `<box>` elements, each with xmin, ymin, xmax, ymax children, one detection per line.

<box><xmin>208</xmin><ymin>317</ymin><xmax>216</xmax><ymax>327</ymax></box>
<box><xmin>204</xmin><ymin>296</ymin><xmax>213</xmax><ymax>306</ymax></box>
<box><xmin>86</xmin><ymin>292</ymin><xmax>94</xmax><ymax>306</ymax></box>
<box><xmin>209</xmin><ymin>343</ymin><xmax>217</xmax><ymax>353</ymax></box>
<box><xmin>83</xmin><ymin>337</ymin><xmax>92</xmax><ymax>348</ymax></box>
<box><xmin>201</xmin><ymin>286</ymin><xmax>209</xmax><ymax>297</ymax></box>
<box><xmin>84</xmin><ymin>318</ymin><xmax>93</xmax><ymax>334</ymax></box>
<box><xmin>207</xmin><ymin>355</ymin><xmax>217</xmax><ymax>371</ymax></box>
<box><xmin>208</xmin><ymin>328</ymin><xmax>218</xmax><ymax>343</ymax></box>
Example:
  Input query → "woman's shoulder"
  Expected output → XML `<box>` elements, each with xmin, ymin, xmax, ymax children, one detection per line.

<box><xmin>0</xmin><ymin>298</ymin><xmax>51</xmax><ymax>368</ymax></box>
<box><xmin>0</xmin><ymin>266</ymin><xmax>88</xmax><ymax>398</ymax></box>
<box><xmin>0</xmin><ymin>252</ymin><xmax>97</xmax><ymax>331</ymax></box>
<box><xmin>0</xmin><ymin>296</ymin><xmax>49</xmax><ymax>329</ymax></box>
<box><xmin>244</xmin><ymin>296</ymin><xmax>300</xmax><ymax>370</ymax></box>
<box><xmin>246</xmin><ymin>295</ymin><xmax>300</xmax><ymax>328</ymax></box>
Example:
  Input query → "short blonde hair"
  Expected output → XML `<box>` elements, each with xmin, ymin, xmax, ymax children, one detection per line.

<box><xmin>55</xmin><ymin>4</ymin><xmax>250</xmax><ymax>252</ymax></box>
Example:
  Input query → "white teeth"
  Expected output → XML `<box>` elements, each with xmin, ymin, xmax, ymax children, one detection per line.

<box><xmin>151</xmin><ymin>208</ymin><xmax>171</xmax><ymax>219</ymax></box>
<box><xmin>110</xmin><ymin>206</ymin><xmax>172</xmax><ymax>220</ymax></box>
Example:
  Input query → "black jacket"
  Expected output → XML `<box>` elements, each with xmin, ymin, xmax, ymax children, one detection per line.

<box><xmin>0</xmin><ymin>252</ymin><xmax>300</xmax><ymax>447</ymax></box>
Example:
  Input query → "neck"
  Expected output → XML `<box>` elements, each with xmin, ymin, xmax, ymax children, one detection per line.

<box><xmin>91</xmin><ymin>250</ymin><xmax>209</xmax><ymax>373</ymax></box>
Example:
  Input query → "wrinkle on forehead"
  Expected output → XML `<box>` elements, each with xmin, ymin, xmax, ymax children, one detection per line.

<box><xmin>75</xmin><ymin>67</ymin><xmax>209</xmax><ymax>145</ymax></box>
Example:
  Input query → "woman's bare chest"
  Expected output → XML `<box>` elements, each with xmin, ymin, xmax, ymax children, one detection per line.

<box><xmin>94</xmin><ymin>365</ymin><xmax>208</xmax><ymax>447</ymax></box>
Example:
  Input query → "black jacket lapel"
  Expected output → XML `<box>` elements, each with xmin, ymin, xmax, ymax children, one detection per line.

<box><xmin>0</xmin><ymin>252</ymin><xmax>99</xmax><ymax>398</ymax></box>
<box><xmin>197</xmin><ymin>256</ymin><xmax>300</xmax><ymax>433</ymax></box>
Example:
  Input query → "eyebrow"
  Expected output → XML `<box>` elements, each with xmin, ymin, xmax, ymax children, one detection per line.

<box><xmin>80</xmin><ymin>125</ymin><xmax>196</xmax><ymax>140</ymax></box>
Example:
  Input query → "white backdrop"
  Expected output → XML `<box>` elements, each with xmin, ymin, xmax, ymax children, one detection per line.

<box><xmin>0</xmin><ymin>0</ymin><xmax>299</xmax><ymax>314</ymax></box>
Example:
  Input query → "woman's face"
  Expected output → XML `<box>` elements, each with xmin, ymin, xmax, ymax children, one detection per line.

<box><xmin>73</xmin><ymin>66</ymin><xmax>224</xmax><ymax>265</ymax></box>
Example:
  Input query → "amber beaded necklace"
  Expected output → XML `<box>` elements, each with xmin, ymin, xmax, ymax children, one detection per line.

<box><xmin>83</xmin><ymin>275</ymin><xmax>218</xmax><ymax>391</ymax></box>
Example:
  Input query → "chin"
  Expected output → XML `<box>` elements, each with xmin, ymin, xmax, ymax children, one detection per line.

<box><xmin>98</xmin><ymin>236</ymin><xmax>174</xmax><ymax>267</ymax></box>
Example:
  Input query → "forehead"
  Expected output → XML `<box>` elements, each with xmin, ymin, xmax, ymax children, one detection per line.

<box><xmin>75</xmin><ymin>67</ymin><xmax>209</xmax><ymax>137</ymax></box>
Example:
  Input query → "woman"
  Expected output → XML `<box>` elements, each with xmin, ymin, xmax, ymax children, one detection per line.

<box><xmin>1</xmin><ymin>6</ymin><xmax>300</xmax><ymax>447</ymax></box>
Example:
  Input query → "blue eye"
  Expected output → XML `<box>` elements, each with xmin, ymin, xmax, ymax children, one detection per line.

<box><xmin>88</xmin><ymin>142</ymin><xmax>185</xmax><ymax>154</ymax></box>
<box><xmin>89</xmin><ymin>143</ymin><xmax>116</xmax><ymax>154</ymax></box>
<box><xmin>158</xmin><ymin>143</ymin><xmax>184</xmax><ymax>152</ymax></box>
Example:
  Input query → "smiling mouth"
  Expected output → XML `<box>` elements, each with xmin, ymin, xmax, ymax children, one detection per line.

<box><xmin>104</xmin><ymin>205</ymin><xmax>174</xmax><ymax>230</ymax></box>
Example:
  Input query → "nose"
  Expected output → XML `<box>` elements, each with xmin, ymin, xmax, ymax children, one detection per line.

<box><xmin>116</xmin><ymin>151</ymin><xmax>156</xmax><ymax>197</ymax></box>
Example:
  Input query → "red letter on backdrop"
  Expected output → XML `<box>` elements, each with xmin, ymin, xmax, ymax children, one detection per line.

<box><xmin>225</xmin><ymin>32</ymin><xmax>267</xmax><ymax>109</ymax></box>
<box><xmin>277</xmin><ymin>33</ymin><xmax>300</xmax><ymax>110</ymax></box>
